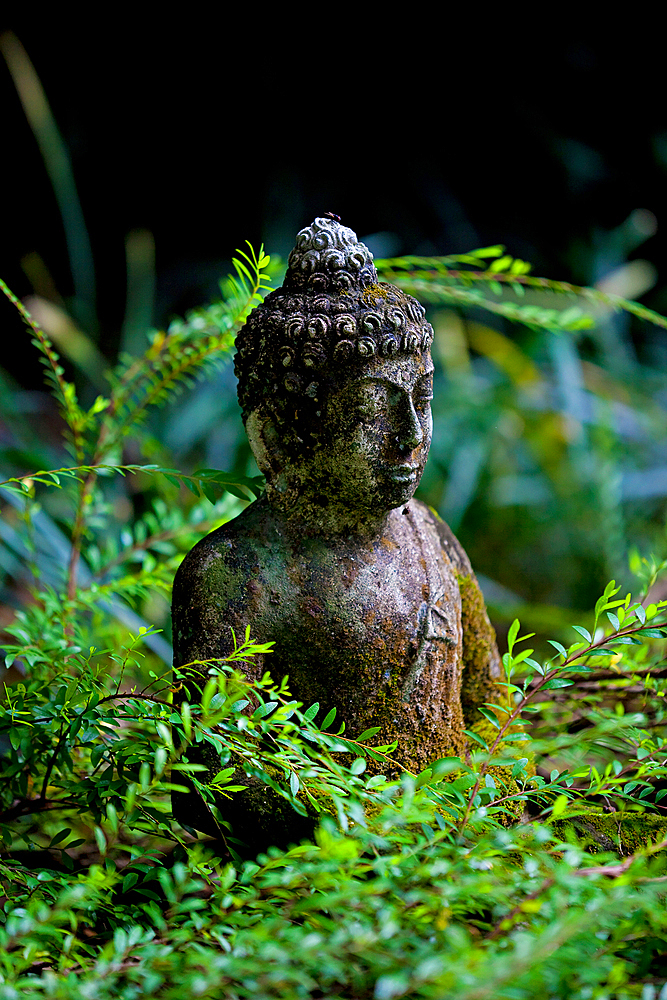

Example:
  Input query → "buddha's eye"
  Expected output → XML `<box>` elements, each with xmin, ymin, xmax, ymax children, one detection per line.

<box><xmin>354</xmin><ymin>383</ymin><xmax>387</xmax><ymax>419</ymax></box>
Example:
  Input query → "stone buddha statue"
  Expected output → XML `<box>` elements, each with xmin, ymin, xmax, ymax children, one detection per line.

<box><xmin>172</xmin><ymin>217</ymin><xmax>501</xmax><ymax>850</ymax></box>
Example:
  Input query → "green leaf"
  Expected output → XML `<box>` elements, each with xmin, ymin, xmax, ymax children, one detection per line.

<box><xmin>375</xmin><ymin>973</ymin><xmax>411</xmax><ymax>1000</ymax></box>
<box><xmin>252</xmin><ymin>701</ymin><xmax>278</xmax><ymax>720</ymax></box>
<box><xmin>200</xmin><ymin>481</ymin><xmax>217</xmax><ymax>504</ymax></box>
<box><xmin>106</xmin><ymin>802</ymin><xmax>118</xmax><ymax>834</ymax></box>
<box><xmin>489</xmin><ymin>255</ymin><xmax>513</xmax><ymax>273</ymax></box>
<box><xmin>303</xmin><ymin>702</ymin><xmax>320</xmax><ymax>723</ymax></box>
<box><xmin>122</xmin><ymin>872</ymin><xmax>139</xmax><ymax>893</ymax></box>
<box><xmin>233</xmin><ymin>258</ymin><xmax>253</xmax><ymax>283</ymax></box>
<box><xmin>331</xmin><ymin>737</ymin><xmax>363</xmax><ymax>754</ymax></box>
<box><xmin>572</xmin><ymin>625</ymin><xmax>592</xmax><ymax>643</ymax></box>
<box><xmin>482</xmin><ymin>702</ymin><xmax>511</xmax><ymax>715</ymax></box>
<box><xmin>464</xmin><ymin>729</ymin><xmax>489</xmax><ymax>749</ymax></box>
<box><xmin>468</xmin><ymin>245</ymin><xmax>505</xmax><ymax>258</ymax></box>
<box><xmin>48</xmin><ymin>828</ymin><xmax>71</xmax><ymax>848</ymax></box>
<box><xmin>211</xmin><ymin>768</ymin><xmax>236</xmax><ymax>784</ymax></box>
<box><xmin>507</xmin><ymin>648</ymin><xmax>535</xmax><ymax>666</ymax></box>
<box><xmin>541</xmin><ymin>678</ymin><xmax>574</xmax><ymax>689</ymax></box>
<box><xmin>183</xmin><ymin>477</ymin><xmax>200</xmax><ymax>496</ymax></box>
<box><xmin>181</xmin><ymin>701</ymin><xmax>192</xmax><ymax>741</ymax></box>
<box><xmin>477</xmin><ymin>707</ymin><xmax>501</xmax><ymax>728</ymax></box>
<box><xmin>355</xmin><ymin>727</ymin><xmax>382</xmax><ymax>742</ymax></box>
<box><xmin>551</xmin><ymin>794</ymin><xmax>569</xmax><ymax>818</ymax></box>
<box><xmin>94</xmin><ymin>825</ymin><xmax>107</xmax><ymax>855</ymax></box>
<box><xmin>320</xmin><ymin>707</ymin><xmax>336</xmax><ymax>730</ymax></box>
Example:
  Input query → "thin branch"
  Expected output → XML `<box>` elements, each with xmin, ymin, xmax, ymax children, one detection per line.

<box><xmin>487</xmin><ymin>837</ymin><xmax>667</xmax><ymax>941</ymax></box>
<box><xmin>574</xmin><ymin>837</ymin><xmax>667</xmax><ymax>877</ymax></box>
<box><xmin>40</xmin><ymin>724</ymin><xmax>66</xmax><ymax>801</ymax></box>
<box><xmin>0</xmin><ymin>796</ymin><xmax>77</xmax><ymax>824</ymax></box>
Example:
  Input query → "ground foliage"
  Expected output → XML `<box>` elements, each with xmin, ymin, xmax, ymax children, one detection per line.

<box><xmin>1</xmin><ymin>248</ymin><xmax>667</xmax><ymax>997</ymax></box>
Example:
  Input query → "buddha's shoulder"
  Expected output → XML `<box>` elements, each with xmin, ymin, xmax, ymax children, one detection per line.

<box><xmin>406</xmin><ymin>499</ymin><xmax>474</xmax><ymax>577</ymax></box>
<box><xmin>174</xmin><ymin>498</ymin><xmax>278</xmax><ymax>585</ymax></box>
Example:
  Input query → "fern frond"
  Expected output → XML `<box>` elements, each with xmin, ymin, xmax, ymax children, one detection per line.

<box><xmin>383</xmin><ymin>276</ymin><xmax>594</xmax><ymax>333</ymax></box>
<box><xmin>78</xmin><ymin>571</ymin><xmax>174</xmax><ymax>606</ymax></box>
<box><xmin>95</xmin><ymin>245</ymin><xmax>277</xmax><ymax>461</ymax></box>
<box><xmin>376</xmin><ymin>252</ymin><xmax>667</xmax><ymax>333</ymax></box>
<box><xmin>86</xmin><ymin>494</ymin><xmax>242</xmax><ymax>578</ymax></box>
<box><xmin>0</xmin><ymin>278</ymin><xmax>87</xmax><ymax>462</ymax></box>
<box><xmin>0</xmin><ymin>464</ymin><xmax>264</xmax><ymax>501</ymax></box>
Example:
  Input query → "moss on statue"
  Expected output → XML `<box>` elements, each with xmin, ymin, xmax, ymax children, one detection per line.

<box><xmin>458</xmin><ymin>572</ymin><xmax>505</xmax><ymax>726</ymax></box>
<box><xmin>552</xmin><ymin>811</ymin><xmax>667</xmax><ymax>856</ymax></box>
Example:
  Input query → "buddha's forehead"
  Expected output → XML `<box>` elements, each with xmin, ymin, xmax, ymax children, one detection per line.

<box><xmin>339</xmin><ymin>351</ymin><xmax>434</xmax><ymax>394</ymax></box>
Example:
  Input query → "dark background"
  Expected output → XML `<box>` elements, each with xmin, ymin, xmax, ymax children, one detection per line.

<box><xmin>1</xmin><ymin>23</ymin><xmax>665</xmax><ymax>367</ymax></box>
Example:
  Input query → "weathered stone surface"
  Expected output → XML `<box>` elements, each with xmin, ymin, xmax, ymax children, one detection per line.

<box><xmin>172</xmin><ymin>217</ymin><xmax>502</xmax><ymax>852</ymax></box>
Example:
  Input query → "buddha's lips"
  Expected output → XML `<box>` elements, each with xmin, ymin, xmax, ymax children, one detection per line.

<box><xmin>387</xmin><ymin>464</ymin><xmax>420</xmax><ymax>482</ymax></box>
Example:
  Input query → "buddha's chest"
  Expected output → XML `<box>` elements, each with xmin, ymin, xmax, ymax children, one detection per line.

<box><xmin>275</xmin><ymin>539</ymin><xmax>458</xmax><ymax>645</ymax></box>
<box><xmin>256</xmin><ymin>523</ymin><xmax>463</xmax><ymax>718</ymax></box>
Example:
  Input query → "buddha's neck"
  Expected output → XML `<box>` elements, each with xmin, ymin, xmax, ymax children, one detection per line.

<box><xmin>263</xmin><ymin>484</ymin><xmax>392</xmax><ymax>541</ymax></box>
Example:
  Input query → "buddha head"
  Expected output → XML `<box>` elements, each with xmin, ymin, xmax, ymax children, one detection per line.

<box><xmin>234</xmin><ymin>218</ymin><xmax>435</xmax><ymax>519</ymax></box>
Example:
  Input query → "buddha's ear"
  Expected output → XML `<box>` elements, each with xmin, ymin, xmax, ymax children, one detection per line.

<box><xmin>245</xmin><ymin>406</ymin><xmax>289</xmax><ymax>481</ymax></box>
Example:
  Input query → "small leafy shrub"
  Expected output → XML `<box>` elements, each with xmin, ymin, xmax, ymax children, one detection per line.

<box><xmin>1</xmin><ymin>250</ymin><xmax>667</xmax><ymax>998</ymax></box>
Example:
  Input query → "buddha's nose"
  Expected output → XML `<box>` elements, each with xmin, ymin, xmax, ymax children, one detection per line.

<box><xmin>395</xmin><ymin>397</ymin><xmax>423</xmax><ymax>451</ymax></box>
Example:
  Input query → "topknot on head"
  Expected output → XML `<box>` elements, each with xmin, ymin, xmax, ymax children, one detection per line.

<box><xmin>285</xmin><ymin>216</ymin><xmax>377</xmax><ymax>293</ymax></box>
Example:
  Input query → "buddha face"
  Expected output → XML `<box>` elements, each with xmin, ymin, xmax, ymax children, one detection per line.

<box><xmin>314</xmin><ymin>352</ymin><xmax>434</xmax><ymax>514</ymax></box>
<box><xmin>246</xmin><ymin>351</ymin><xmax>434</xmax><ymax>520</ymax></box>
